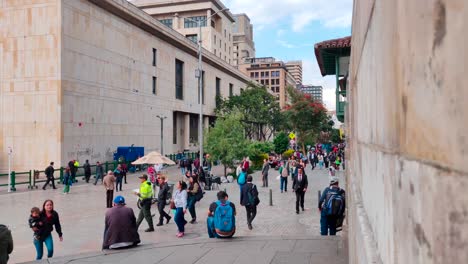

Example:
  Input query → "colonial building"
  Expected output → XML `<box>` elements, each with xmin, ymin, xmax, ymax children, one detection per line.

<box><xmin>0</xmin><ymin>0</ymin><xmax>250</xmax><ymax>172</ymax></box>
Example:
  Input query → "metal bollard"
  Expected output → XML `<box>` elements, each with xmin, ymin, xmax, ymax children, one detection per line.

<box><xmin>269</xmin><ymin>188</ymin><xmax>273</xmax><ymax>206</ymax></box>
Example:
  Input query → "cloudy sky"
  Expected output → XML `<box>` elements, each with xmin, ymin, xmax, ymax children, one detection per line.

<box><xmin>224</xmin><ymin>0</ymin><xmax>352</xmax><ymax>110</ymax></box>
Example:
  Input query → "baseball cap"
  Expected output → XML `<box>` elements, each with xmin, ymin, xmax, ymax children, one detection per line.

<box><xmin>330</xmin><ymin>177</ymin><xmax>339</xmax><ymax>185</ymax></box>
<box><xmin>113</xmin><ymin>195</ymin><xmax>126</xmax><ymax>205</ymax></box>
<box><xmin>138</xmin><ymin>174</ymin><xmax>148</xmax><ymax>180</ymax></box>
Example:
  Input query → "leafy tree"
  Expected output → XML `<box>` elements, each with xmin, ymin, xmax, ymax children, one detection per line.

<box><xmin>216</xmin><ymin>82</ymin><xmax>284</xmax><ymax>141</ymax></box>
<box><xmin>273</xmin><ymin>132</ymin><xmax>289</xmax><ymax>154</ymax></box>
<box><xmin>204</xmin><ymin>113</ymin><xmax>248</xmax><ymax>176</ymax></box>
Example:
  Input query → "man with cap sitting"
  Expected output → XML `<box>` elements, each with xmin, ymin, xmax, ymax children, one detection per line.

<box><xmin>103</xmin><ymin>195</ymin><xmax>140</xmax><ymax>249</ymax></box>
<box><xmin>134</xmin><ymin>174</ymin><xmax>154</xmax><ymax>232</ymax></box>
<box><xmin>318</xmin><ymin>177</ymin><xmax>346</xmax><ymax>236</ymax></box>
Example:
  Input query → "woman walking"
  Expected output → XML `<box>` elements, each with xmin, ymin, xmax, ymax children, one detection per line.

<box><xmin>32</xmin><ymin>200</ymin><xmax>63</xmax><ymax>260</ymax></box>
<box><xmin>187</xmin><ymin>175</ymin><xmax>201</xmax><ymax>224</ymax></box>
<box><xmin>172</xmin><ymin>181</ymin><xmax>188</xmax><ymax>238</ymax></box>
<box><xmin>63</xmin><ymin>166</ymin><xmax>71</xmax><ymax>194</ymax></box>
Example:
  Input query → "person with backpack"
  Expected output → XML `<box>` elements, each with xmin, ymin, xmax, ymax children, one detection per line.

<box><xmin>240</xmin><ymin>175</ymin><xmax>259</xmax><ymax>230</ymax></box>
<box><xmin>42</xmin><ymin>162</ymin><xmax>57</xmax><ymax>190</ymax></box>
<box><xmin>293</xmin><ymin>167</ymin><xmax>308</xmax><ymax>214</ymax></box>
<box><xmin>237</xmin><ymin>170</ymin><xmax>247</xmax><ymax>197</ymax></box>
<box><xmin>279</xmin><ymin>161</ymin><xmax>289</xmax><ymax>193</ymax></box>
<box><xmin>206</xmin><ymin>191</ymin><xmax>236</xmax><ymax>238</ymax></box>
<box><xmin>318</xmin><ymin>177</ymin><xmax>346</xmax><ymax>236</ymax></box>
<box><xmin>83</xmin><ymin>160</ymin><xmax>91</xmax><ymax>183</ymax></box>
<box><xmin>180</xmin><ymin>158</ymin><xmax>187</xmax><ymax>176</ymax></box>
<box><xmin>114</xmin><ymin>165</ymin><xmax>123</xmax><ymax>192</ymax></box>
<box><xmin>187</xmin><ymin>174</ymin><xmax>203</xmax><ymax>224</ymax></box>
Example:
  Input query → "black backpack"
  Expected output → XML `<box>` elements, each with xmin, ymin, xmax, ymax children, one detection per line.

<box><xmin>247</xmin><ymin>184</ymin><xmax>260</xmax><ymax>206</ymax></box>
<box><xmin>323</xmin><ymin>188</ymin><xmax>344</xmax><ymax>216</ymax></box>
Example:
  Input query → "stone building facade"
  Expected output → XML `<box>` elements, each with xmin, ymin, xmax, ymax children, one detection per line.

<box><xmin>0</xmin><ymin>0</ymin><xmax>250</xmax><ymax>172</ymax></box>
<box><xmin>348</xmin><ymin>0</ymin><xmax>467</xmax><ymax>263</ymax></box>
<box><xmin>232</xmin><ymin>13</ymin><xmax>255</xmax><ymax>67</ymax></box>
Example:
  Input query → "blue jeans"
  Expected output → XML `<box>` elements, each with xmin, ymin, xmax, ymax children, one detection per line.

<box><xmin>180</xmin><ymin>167</ymin><xmax>186</xmax><ymax>176</ymax></box>
<box><xmin>116</xmin><ymin>176</ymin><xmax>123</xmax><ymax>191</ymax></box>
<box><xmin>33</xmin><ymin>234</ymin><xmax>53</xmax><ymax>260</ymax></box>
<box><xmin>320</xmin><ymin>210</ymin><xmax>337</xmax><ymax>236</ymax></box>
<box><xmin>280</xmin><ymin>177</ymin><xmax>288</xmax><ymax>192</ymax></box>
<box><xmin>174</xmin><ymin>207</ymin><xmax>187</xmax><ymax>233</ymax></box>
<box><xmin>187</xmin><ymin>195</ymin><xmax>197</xmax><ymax>220</ymax></box>
<box><xmin>207</xmin><ymin>216</ymin><xmax>216</xmax><ymax>238</ymax></box>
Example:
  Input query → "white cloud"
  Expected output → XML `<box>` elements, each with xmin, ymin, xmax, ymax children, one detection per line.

<box><xmin>276</xmin><ymin>40</ymin><xmax>298</xmax><ymax>49</ymax></box>
<box><xmin>224</xmin><ymin>0</ymin><xmax>352</xmax><ymax>32</ymax></box>
<box><xmin>276</xmin><ymin>29</ymin><xmax>286</xmax><ymax>37</ymax></box>
<box><xmin>302</xmin><ymin>59</ymin><xmax>337</xmax><ymax>110</ymax></box>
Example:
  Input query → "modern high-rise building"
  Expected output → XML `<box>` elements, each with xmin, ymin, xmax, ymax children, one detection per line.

<box><xmin>238</xmin><ymin>57</ymin><xmax>296</xmax><ymax>108</ymax></box>
<box><xmin>232</xmin><ymin>14</ymin><xmax>255</xmax><ymax>67</ymax></box>
<box><xmin>285</xmin><ymin>61</ymin><xmax>303</xmax><ymax>87</ymax></box>
<box><xmin>301</xmin><ymin>85</ymin><xmax>323</xmax><ymax>103</ymax></box>
<box><xmin>132</xmin><ymin>0</ymin><xmax>236</xmax><ymax>65</ymax></box>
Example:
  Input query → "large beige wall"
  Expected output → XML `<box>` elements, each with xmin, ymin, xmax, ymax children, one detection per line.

<box><xmin>348</xmin><ymin>0</ymin><xmax>467</xmax><ymax>263</ymax></box>
<box><xmin>61</xmin><ymin>0</ymin><xmax>246</xmax><ymax>164</ymax></box>
<box><xmin>0</xmin><ymin>0</ymin><xmax>62</xmax><ymax>171</ymax></box>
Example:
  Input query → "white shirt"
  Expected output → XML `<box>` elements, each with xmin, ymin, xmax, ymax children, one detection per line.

<box><xmin>173</xmin><ymin>189</ymin><xmax>187</xmax><ymax>209</ymax></box>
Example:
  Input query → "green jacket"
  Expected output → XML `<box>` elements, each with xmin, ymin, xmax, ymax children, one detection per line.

<box><xmin>139</xmin><ymin>181</ymin><xmax>153</xmax><ymax>200</ymax></box>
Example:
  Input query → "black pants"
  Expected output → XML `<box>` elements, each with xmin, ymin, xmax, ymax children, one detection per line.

<box><xmin>122</xmin><ymin>172</ymin><xmax>127</xmax><ymax>183</ymax></box>
<box><xmin>85</xmin><ymin>173</ymin><xmax>91</xmax><ymax>183</ymax></box>
<box><xmin>158</xmin><ymin>202</ymin><xmax>170</xmax><ymax>224</ymax></box>
<box><xmin>106</xmin><ymin>190</ymin><xmax>114</xmax><ymax>208</ymax></box>
<box><xmin>262</xmin><ymin>173</ymin><xmax>268</xmax><ymax>187</ymax></box>
<box><xmin>43</xmin><ymin>177</ymin><xmax>56</xmax><ymax>189</ymax></box>
<box><xmin>295</xmin><ymin>190</ymin><xmax>305</xmax><ymax>212</ymax></box>
<box><xmin>245</xmin><ymin>205</ymin><xmax>257</xmax><ymax>225</ymax></box>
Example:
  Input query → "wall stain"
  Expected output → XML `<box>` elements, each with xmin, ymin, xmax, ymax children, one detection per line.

<box><xmin>410</xmin><ymin>182</ymin><xmax>415</xmax><ymax>195</ymax></box>
<box><xmin>414</xmin><ymin>223</ymin><xmax>433</xmax><ymax>258</ymax></box>
<box><xmin>433</xmin><ymin>0</ymin><xmax>446</xmax><ymax>52</ymax></box>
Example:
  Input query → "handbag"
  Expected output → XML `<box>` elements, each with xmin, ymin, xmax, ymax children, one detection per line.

<box><xmin>170</xmin><ymin>200</ymin><xmax>176</xmax><ymax>209</ymax></box>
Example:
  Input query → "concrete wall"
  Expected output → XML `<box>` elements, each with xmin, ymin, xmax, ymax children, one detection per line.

<box><xmin>348</xmin><ymin>0</ymin><xmax>467</xmax><ymax>263</ymax></box>
<box><xmin>0</xmin><ymin>0</ymin><xmax>62</xmax><ymax>171</ymax></box>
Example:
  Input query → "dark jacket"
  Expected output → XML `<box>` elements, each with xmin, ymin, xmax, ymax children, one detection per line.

<box><xmin>261</xmin><ymin>162</ymin><xmax>270</xmax><ymax>175</ymax></box>
<box><xmin>103</xmin><ymin>205</ymin><xmax>140</xmax><ymax>249</ymax></box>
<box><xmin>84</xmin><ymin>162</ymin><xmax>91</xmax><ymax>176</ymax></box>
<box><xmin>40</xmin><ymin>210</ymin><xmax>63</xmax><ymax>239</ymax></box>
<box><xmin>158</xmin><ymin>183</ymin><xmax>170</xmax><ymax>206</ymax></box>
<box><xmin>293</xmin><ymin>173</ymin><xmax>308</xmax><ymax>192</ymax></box>
<box><xmin>28</xmin><ymin>216</ymin><xmax>45</xmax><ymax>239</ymax></box>
<box><xmin>0</xmin><ymin>224</ymin><xmax>13</xmax><ymax>264</ymax></box>
<box><xmin>319</xmin><ymin>186</ymin><xmax>346</xmax><ymax>212</ymax></box>
<box><xmin>45</xmin><ymin>165</ymin><xmax>54</xmax><ymax>179</ymax></box>
<box><xmin>240</xmin><ymin>182</ymin><xmax>259</xmax><ymax>207</ymax></box>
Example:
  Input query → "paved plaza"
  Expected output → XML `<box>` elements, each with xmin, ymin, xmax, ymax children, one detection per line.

<box><xmin>1</xmin><ymin>164</ymin><xmax>347</xmax><ymax>263</ymax></box>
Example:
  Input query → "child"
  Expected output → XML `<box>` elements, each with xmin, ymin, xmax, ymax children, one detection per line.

<box><xmin>28</xmin><ymin>207</ymin><xmax>44</xmax><ymax>241</ymax></box>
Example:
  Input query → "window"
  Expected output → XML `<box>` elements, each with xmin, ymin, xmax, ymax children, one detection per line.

<box><xmin>276</xmin><ymin>87</ymin><xmax>280</xmax><ymax>93</ymax></box>
<box><xmin>265</xmin><ymin>71</ymin><xmax>269</xmax><ymax>77</ymax></box>
<box><xmin>260</xmin><ymin>80</ymin><xmax>264</xmax><ymax>85</ymax></box>
<box><xmin>261</xmin><ymin>72</ymin><xmax>265</xmax><ymax>78</ymax></box>
<box><xmin>186</xmin><ymin>34</ymin><xmax>198</xmax><ymax>43</ymax></box>
<box><xmin>214</xmin><ymin>35</ymin><xmax>216</xmax><ymax>45</ymax></box>
<box><xmin>272</xmin><ymin>71</ymin><xmax>280</xmax><ymax>77</ymax></box>
<box><xmin>159</xmin><ymin>19</ymin><xmax>173</xmax><ymax>28</ymax></box>
<box><xmin>250</xmin><ymin>72</ymin><xmax>254</xmax><ymax>78</ymax></box>
<box><xmin>211</xmin><ymin>20</ymin><xmax>215</xmax><ymax>28</ymax></box>
<box><xmin>184</xmin><ymin>16</ymin><xmax>206</xmax><ymax>28</ymax></box>
<box><xmin>224</xmin><ymin>29</ymin><xmax>226</xmax><ymax>37</ymax></box>
<box><xmin>175</xmin><ymin>59</ymin><xmax>184</xmax><ymax>100</ymax></box>
<box><xmin>265</xmin><ymin>79</ymin><xmax>269</xmax><ymax>85</ymax></box>
<box><xmin>254</xmin><ymin>72</ymin><xmax>259</xmax><ymax>78</ymax></box>
<box><xmin>152</xmin><ymin>48</ymin><xmax>157</xmax><ymax>66</ymax></box>
<box><xmin>152</xmin><ymin>76</ymin><xmax>156</xmax><ymax>95</ymax></box>
<box><xmin>173</xmin><ymin>112</ymin><xmax>177</xmax><ymax>144</ymax></box>
<box><xmin>215</xmin><ymin>77</ymin><xmax>221</xmax><ymax>99</ymax></box>
<box><xmin>229</xmin><ymin>83</ymin><xmax>233</xmax><ymax>97</ymax></box>
<box><xmin>224</xmin><ymin>43</ymin><xmax>226</xmax><ymax>52</ymax></box>
<box><xmin>214</xmin><ymin>49</ymin><xmax>216</xmax><ymax>55</ymax></box>
<box><xmin>219</xmin><ymin>39</ymin><xmax>221</xmax><ymax>48</ymax></box>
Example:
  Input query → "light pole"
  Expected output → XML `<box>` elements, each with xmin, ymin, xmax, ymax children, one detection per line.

<box><xmin>176</xmin><ymin>8</ymin><xmax>229</xmax><ymax>165</ymax></box>
<box><xmin>156</xmin><ymin>115</ymin><xmax>167</xmax><ymax>155</ymax></box>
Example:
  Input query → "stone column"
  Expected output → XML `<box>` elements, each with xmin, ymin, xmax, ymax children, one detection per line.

<box><xmin>184</xmin><ymin>113</ymin><xmax>190</xmax><ymax>150</ymax></box>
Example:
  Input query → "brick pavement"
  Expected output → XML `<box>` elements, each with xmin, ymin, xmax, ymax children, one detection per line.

<box><xmin>0</xmin><ymin>163</ymin><xmax>347</xmax><ymax>263</ymax></box>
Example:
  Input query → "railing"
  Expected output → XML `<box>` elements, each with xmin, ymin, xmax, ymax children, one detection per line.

<box><xmin>165</xmin><ymin>152</ymin><xmax>198</xmax><ymax>162</ymax></box>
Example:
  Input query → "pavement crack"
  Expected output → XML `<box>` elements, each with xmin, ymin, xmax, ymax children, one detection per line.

<box><xmin>193</xmin><ymin>247</ymin><xmax>213</xmax><ymax>264</ymax></box>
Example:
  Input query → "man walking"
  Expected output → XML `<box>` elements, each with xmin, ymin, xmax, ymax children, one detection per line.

<box><xmin>293</xmin><ymin>167</ymin><xmax>308</xmax><ymax>214</ymax></box>
<box><xmin>261</xmin><ymin>159</ymin><xmax>270</xmax><ymax>188</ymax></box>
<box><xmin>94</xmin><ymin>161</ymin><xmax>104</xmax><ymax>185</ymax></box>
<box><xmin>134</xmin><ymin>175</ymin><xmax>154</xmax><ymax>232</ymax></box>
<box><xmin>114</xmin><ymin>165</ymin><xmax>123</xmax><ymax>192</ymax></box>
<box><xmin>84</xmin><ymin>160</ymin><xmax>91</xmax><ymax>183</ymax></box>
<box><xmin>319</xmin><ymin>177</ymin><xmax>345</xmax><ymax>236</ymax></box>
<box><xmin>103</xmin><ymin>171</ymin><xmax>116</xmax><ymax>208</ymax></box>
<box><xmin>156</xmin><ymin>175</ymin><xmax>171</xmax><ymax>226</ymax></box>
<box><xmin>240</xmin><ymin>175</ymin><xmax>259</xmax><ymax>230</ymax></box>
<box><xmin>121</xmin><ymin>162</ymin><xmax>128</xmax><ymax>184</ymax></box>
<box><xmin>42</xmin><ymin>162</ymin><xmax>57</xmax><ymax>190</ymax></box>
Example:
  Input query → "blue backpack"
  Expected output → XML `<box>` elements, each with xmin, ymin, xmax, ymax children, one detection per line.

<box><xmin>324</xmin><ymin>188</ymin><xmax>344</xmax><ymax>217</ymax></box>
<box><xmin>214</xmin><ymin>200</ymin><xmax>235</xmax><ymax>236</ymax></box>
<box><xmin>237</xmin><ymin>171</ymin><xmax>246</xmax><ymax>185</ymax></box>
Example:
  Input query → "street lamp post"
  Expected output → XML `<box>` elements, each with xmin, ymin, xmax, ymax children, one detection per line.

<box><xmin>156</xmin><ymin>115</ymin><xmax>167</xmax><ymax>155</ymax></box>
<box><xmin>179</xmin><ymin>8</ymin><xmax>229</xmax><ymax>164</ymax></box>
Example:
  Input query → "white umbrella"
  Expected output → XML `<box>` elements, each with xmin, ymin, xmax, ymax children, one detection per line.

<box><xmin>131</xmin><ymin>151</ymin><xmax>176</xmax><ymax>165</ymax></box>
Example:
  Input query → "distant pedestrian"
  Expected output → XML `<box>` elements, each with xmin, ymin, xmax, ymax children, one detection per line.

<box><xmin>242</xmin><ymin>157</ymin><xmax>249</xmax><ymax>172</ymax></box>
<box><xmin>0</xmin><ymin>224</ymin><xmax>13</xmax><ymax>264</ymax></box>
<box><xmin>63</xmin><ymin>166</ymin><xmax>71</xmax><ymax>194</ymax></box>
<box><xmin>114</xmin><ymin>165</ymin><xmax>123</xmax><ymax>192</ymax></box>
<box><xmin>279</xmin><ymin>161</ymin><xmax>289</xmax><ymax>193</ymax></box>
<box><xmin>42</xmin><ymin>162</ymin><xmax>57</xmax><ymax>190</ymax></box>
<box><xmin>121</xmin><ymin>163</ymin><xmax>128</xmax><ymax>184</ymax></box>
<box><xmin>318</xmin><ymin>154</ymin><xmax>324</xmax><ymax>169</ymax></box>
<box><xmin>187</xmin><ymin>174</ymin><xmax>201</xmax><ymax>224</ymax></box>
<box><xmin>156</xmin><ymin>175</ymin><xmax>171</xmax><ymax>226</ymax></box>
<box><xmin>94</xmin><ymin>161</ymin><xmax>104</xmax><ymax>185</ymax></box>
<box><xmin>134</xmin><ymin>175</ymin><xmax>154</xmax><ymax>232</ymax></box>
<box><xmin>84</xmin><ymin>160</ymin><xmax>91</xmax><ymax>183</ymax></box>
<box><xmin>172</xmin><ymin>180</ymin><xmax>188</xmax><ymax>238</ymax></box>
<box><xmin>180</xmin><ymin>157</ymin><xmax>187</xmax><ymax>176</ymax></box>
<box><xmin>293</xmin><ymin>167</ymin><xmax>308</xmax><ymax>214</ymax></box>
<box><xmin>206</xmin><ymin>191</ymin><xmax>236</xmax><ymax>238</ymax></box>
<box><xmin>102</xmin><ymin>196</ymin><xmax>140</xmax><ymax>249</ymax></box>
<box><xmin>68</xmin><ymin>160</ymin><xmax>76</xmax><ymax>183</ymax></box>
<box><xmin>319</xmin><ymin>177</ymin><xmax>345</xmax><ymax>236</ymax></box>
<box><xmin>32</xmin><ymin>200</ymin><xmax>63</xmax><ymax>260</ymax></box>
<box><xmin>240</xmin><ymin>175</ymin><xmax>259</xmax><ymax>230</ymax></box>
<box><xmin>261</xmin><ymin>159</ymin><xmax>270</xmax><ymax>188</ymax></box>
<box><xmin>103</xmin><ymin>171</ymin><xmax>116</xmax><ymax>208</ymax></box>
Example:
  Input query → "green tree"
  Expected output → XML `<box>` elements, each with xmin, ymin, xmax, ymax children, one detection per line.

<box><xmin>204</xmin><ymin>113</ymin><xmax>248</xmax><ymax>176</ymax></box>
<box><xmin>216</xmin><ymin>82</ymin><xmax>285</xmax><ymax>141</ymax></box>
<box><xmin>273</xmin><ymin>132</ymin><xmax>289</xmax><ymax>154</ymax></box>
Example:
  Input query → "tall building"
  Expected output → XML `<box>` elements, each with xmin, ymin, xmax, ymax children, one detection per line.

<box><xmin>301</xmin><ymin>85</ymin><xmax>323</xmax><ymax>103</ymax></box>
<box><xmin>238</xmin><ymin>57</ymin><xmax>296</xmax><ymax>108</ymax></box>
<box><xmin>285</xmin><ymin>61</ymin><xmax>303</xmax><ymax>87</ymax></box>
<box><xmin>232</xmin><ymin>14</ymin><xmax>255</xmax><ymax>67</ymax></box>
<box><xmin>132</xmin><ymin>0</ymin><xmax>236</xmax><ymax>65</ymax></box>
<box><xmin>0</xmin><ymin>0</ymin><xmax>250</xmax><ymax>172</ymax></box>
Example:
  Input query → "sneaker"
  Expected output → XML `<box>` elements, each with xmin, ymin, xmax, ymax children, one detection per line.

<box><xmin>177</xmin><ymin>232</ymin><xmax>184</xmax><ymax>238</ymax></box>
<box><xmin>296</xmin><ymin>211</ymin><xmax>299</xmax><ymax>214</ymax></box>
<box><xmin>144</xmin><ymin>228</ymin><xmax>155</xmax><ymax>232</ymax></box>
<box><xmin>248</xmin><ymin>224</ymin><xmax>253</xmax><ymax>230</ymax></box>
<box><xmin>166</xmin><ymin>216</ymin><xmax>172</xmax><ymax>224</ymax></box>
<box><xmin>190</xmin><ymin>219</ymin><xmax>197</xmax><ymax>224</ymax></box>
<box><xmin>156</xmin><ymin>223</ymin><xmax>163</xmax><ymax>227</ymax></box>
